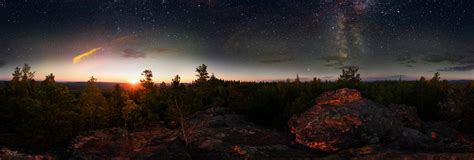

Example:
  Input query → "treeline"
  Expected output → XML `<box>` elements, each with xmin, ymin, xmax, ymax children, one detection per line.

<box><xmin>0</xmin><ymin>64</ymin><xmax>472</xmax><ymax>151</ymax></box>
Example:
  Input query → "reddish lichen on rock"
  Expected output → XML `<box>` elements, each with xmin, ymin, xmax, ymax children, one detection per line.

<box><xmin>289</xmin><ymin>88</ymin><xmax>401</xmax><ymax>152</ymax></box>
<box><xmin>289</xmin><ymin>88</ymin><xmax>474</xmax><ymax>154</ymax></box>
<box><xmin>316</xmin><ymin>88</ymin><xmax>362</xmax><ymax>106</ymax></box>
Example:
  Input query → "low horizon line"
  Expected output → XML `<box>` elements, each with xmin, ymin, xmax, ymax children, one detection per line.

<box><xmin>0</xmin><ymin>79</ymin><xmax>472</xmax><ymax>84</ymax></box>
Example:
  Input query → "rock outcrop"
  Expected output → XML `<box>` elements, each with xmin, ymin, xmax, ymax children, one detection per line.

<box><xmin>64</xmin><ymin>88</ymin><xmax>474</xmax><ymax>159</ymax></box>
<box><xmin>186</xmin><ymin>107</ymin><xmax>321</xmax><ymax>159</ymax></box>
<box><xmin>288</xmin><ymin>88</ymin><xmax>474</xmax><ymax>153</ymax></box>
<box><xmin>0</xmin><ymin>147</ymin><xmax>55</xmax><ymax>160</ymax></box>
<box><xmin>315</xmin><ymin>88</ymin><xmax>363</xmax><ymax>105</ymax></box>
<box><xmin>388</xmin><ymin>104</ymin><xmax>423</xmax><ymax>129</ymax></box>
<box><xmin>288</xmin><ymin>88</ymin><xmax>402</xmax><ymax>152</ymax></box>
<box><xmin>439</xmin><ymin>87</ymin><xmax>474</xmax><ymax>133</ymax></box>
<box><xmin>68</xmin><ymin>107</ymin><xmax>322</xmax><ymax>159</ymax></box>
<box><xmin>69</xmin><ymin>126</ymin><xmax>190</xmax><ymax>159</ymax></box>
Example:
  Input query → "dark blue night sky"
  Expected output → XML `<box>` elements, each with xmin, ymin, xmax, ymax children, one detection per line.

<box><xmin>0</xmin><ymin>0</ymin><xmax>473</xmax><ymax>82</ymax></box>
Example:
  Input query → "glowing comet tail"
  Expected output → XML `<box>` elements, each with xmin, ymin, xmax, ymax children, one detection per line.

<box><xmin>72</xmin><ymin>47</ymin><xmax>102</xmax><ymax>64</ymax></box>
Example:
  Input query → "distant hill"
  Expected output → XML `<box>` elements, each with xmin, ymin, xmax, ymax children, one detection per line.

<box><xmin>448</xmin><ymin>80</ymin><xmax>473</xmax><ymax>84</ymax></box>
<box><xmin>61</xmin><ymin>82</ymin><xmax>129</xmax><ymax>91</ymax></box>
<box><xmin>0</xmin><ymin>81</ymin><xmax>134</xmax><ymax>91</ymax></box>
<box><xmin>0</xmin><ymin>79</ymin><xmax>471</xmax><ymax>91</ymax></box>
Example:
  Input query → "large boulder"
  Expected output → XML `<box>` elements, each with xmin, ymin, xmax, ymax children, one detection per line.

<box><xmin>439</xmin><ymin>87</ymin><xmax>474</xmax><ymax>133</ymax></box>
<box><xmin>388</xmin><ymin>104</ymin><xmax>423</xmax><ymax>129</ymax></box>
<box><xmin>288</xmin><ymin>88</ymin><xmax>404</xmax><ymax>152</ymax></box>
<box><xmin>288</xmin><ymin>88</ymin><xmax>474</xmax><ymax>154</ymax></box>
<box><xmin>315</xmin><ymin>88</ymin><xmax>363</xmax><ymax>105</ymax></box>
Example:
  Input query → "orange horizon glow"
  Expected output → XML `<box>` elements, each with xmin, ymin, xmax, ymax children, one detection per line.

<box><xmin>128</xmin><ymin>79</ymin><xmax>139</xmax><ymax>85</ymax></box>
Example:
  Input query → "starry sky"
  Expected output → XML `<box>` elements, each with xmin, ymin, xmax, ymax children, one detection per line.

<box><xmin>0</xmin><ymin>0</ymin><xmax>473</xmax><ymax>82</ymax></box>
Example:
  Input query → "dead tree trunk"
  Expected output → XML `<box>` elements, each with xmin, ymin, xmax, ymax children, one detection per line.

<box><xmin>175</xmin><ymin>97</ymin><xmax>189</xmax><ymax>148</ymax></box>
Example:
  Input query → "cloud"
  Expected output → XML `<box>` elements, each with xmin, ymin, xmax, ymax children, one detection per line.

<box><xmin>110</xmin><ymin>35</ymin><xmax>139</xmax><ymax>47</ymax></box>
<box><xmin>321</xmin><ymin>76</ymin><xmax>334</xmax><ymax>79</ymax></box>
<box><xmin>318</xmin><ymin>55</ymin><xmax>350</xmax><ymax>68</ymax></box>
<box><xmin>259</xmin><ymin>57</ymin><xmax>294</xmax><ymax>64</ymax></box>
<box><xmin>324</xmin><ymin>62</ymin><xmax>344</xmax><ymax>68</ymax></box>
<box><xmin>423</xmin><ymin>52</ymin><xmax>474</xmax><ymax>64</ymax></box>
<box><xmin>320</xmin><ymin>55</ymin><xmax>348</xmax><ymax>62</ymax></box>
<box><xmin>150</xmin><ymin>48</ymin><xmax>174</xmax><ymax>54</ymax></box>
<box><xmin>110</xmin><ymin>35</ymin><xmax>176</xmax><ymax>57</ymax></box>
<box><xmin>395</xmin><ymin>54</ymin><xmax>418</xmax><ymax>66</ymax></box>
<box><xmin>437</xmin><ymin>64</ymin><xmax>474</xmax><ymax>72</ymax></box>
<box><xmin>395</xmin><ymin>55</ymin><xmax>412</xmax><ymax>62</ymax></box>
<box><xmin>0</xmin><ymin>60</ymin><xmax>5</xmax><ymax>68</ymax></box>
<box><xmin>334</xmin><ymin>65</ymin><xmax>360</xmax><ymax>70</ymax></box>
<box><xmin>72</xmin><ymin>47</ymin><xmax>102</xmax><ymax>64</ymax></box>
<box><xmin>123</xmin><ymin>48</ymin><xmax>146</xmax><ymax>58</ymax></box>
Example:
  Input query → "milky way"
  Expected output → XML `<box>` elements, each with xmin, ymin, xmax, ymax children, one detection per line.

<box><xmin>0</xmin><ymin>0</ymin><xmax>473</xmax><ymax>82</ymax></box>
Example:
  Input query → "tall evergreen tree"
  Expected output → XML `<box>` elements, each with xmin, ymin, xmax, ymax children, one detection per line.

<box><xmin>195</xmin><ymin>64</ymin><xmax>209</xmax><ymax>83</ymax></box>
<box><xmin>140</xmin><ymin>69</ymin><xmax>155</xmax><ymax>91</ymax></box>
<box><xmin>337</xmin><ymin>66</ymin><xmax>361</xmax><ymax>83</ymax></box>
<box><xmin>79</xmin><ymin>76</ymin><xmax>108</xmax><ymax>128</ymax></box>
<box><xmin>172</xmin><ymin>74</ymin><xmax>181</xmax><ymax>88</ymax></box>
<box><xmin>295</xmin><ymin>73</ymin><xmax>301</xmax><ymax>83</ymax></box>
<box><xmin>138</xmin><ymin>69</ymin><xmax>162</xmax><ymax>122</ymax></box>
<box><xmin>107</xmin><ymin>84</ymin><xmax>127</xmax><ymax>126</ymax></box>
<box><xmin>121</xmin><ymin>96</ymin><xmax>142</xmax><ymax>129</ymax></box>
<box><xmin>10</xmin><ymin>64</ymin><xmax>37</xmax><ymax>97</ymax></box>
<box><xmin>107</xmin><ymin>84</ymin><xmax>143</xmax><ymax>128</ymax></box>
<box><xmin>431</xmin><ymin>72</ymin><xmax>441</xmax><ymax>82</ymax></box>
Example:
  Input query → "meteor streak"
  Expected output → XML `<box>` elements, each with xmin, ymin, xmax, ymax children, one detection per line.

<box><xmin>72</xmin><ymin>47</ymin><xmax>102</xmax><ymax>64</ymax></box>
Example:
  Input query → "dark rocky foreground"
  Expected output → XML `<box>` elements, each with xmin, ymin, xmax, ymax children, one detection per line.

<box><xmin>288</xmin><ymin>89</ymin><xmax>473</xmax><ymax>153</ymax></box>
<box><xmin>2</xmin><ymin>88</ymin><xmax>474</xmax><ymax>159</ymax></box>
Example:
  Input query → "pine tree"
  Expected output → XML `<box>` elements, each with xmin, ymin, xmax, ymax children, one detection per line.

<box><xmin>109</xmin><ymin>84</ymin><xmax>143</xmax><ymax>129</ymax></box>
<box><xmin>195</xmin><ymin>64</ymin><xmax>209</xmax><ymax>83</ymax></box>
<box><xmin>10</xmin><ymin>64</ymin><xmax>36</xmax><ymax>97</ymax></box>
<box><xmin>107</xmin><ymin>84</ymin><xmax>127</xmax><ymax>126</ymax></box>
<box><xmin>295</xmin><ymin>73</ymin><xmax>301</xmax><ymax>83</ymax></box>
<box><xmin>41</xmin><ymin>73</ymin><xmax>57</xmax><ymax>102</ymax></box>
<box><xmin>38</xmin><ymin>73</ymin><xmax>80</xmax><ymax>146</ymax></box>
<box><xmin>122</xmin><ymin>97</ymin><xmax>142</xmax><ymax>129</ymax></box>
<box><xmin>337</xmin><ymin>66</ymin><xmax>361</xmax><ymax>83</ymax></box>
<box><xmin>138</xmin><ymin>70</ymin><xmax>161</xmax><ymax>122</ymax></box>
<box><xmin>166</xmin><ymin>75</ymin><xmax>191</xmax><ymax>147</ymax></box>
<box><xmin>140</xmin><ymin>69</ymin><xmax>155</xmax><ymax>91</ymax></box>
<box><xmin>172</xmin><ymin>75</ymin><xmax>181</xmax><ymax>88</ymax></box>
<box><xmin>20</xmin><ymin>64</ymin><xmax>35</xmax><ymax>83</ymax></box>
<box><xmin>431</xmin><ymin>72</ymin><xmax>441</xmax><ymax>82</ymax></box>
<box><xmin>419</xmin><ymin>76</ymin><xmax>426</xmax><ymax>82</ymax></box>
<box><xmin>11</xmin><ymin>67</ymin><xmax>21</xmax><ymax>84</ymax></box>
<box><xmin>79</xmin><ymin>76</ymin><xmax>108</xmax><ymax>128</ymax></box>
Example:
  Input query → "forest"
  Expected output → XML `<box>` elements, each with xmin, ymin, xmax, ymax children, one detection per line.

<box><xmin>0</xmin><ymin>64</ymin><xmax>473</xmax><ymax>152</ymax></box>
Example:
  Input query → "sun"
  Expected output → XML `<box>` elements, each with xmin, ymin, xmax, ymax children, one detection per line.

<box><xmin>128</xmin><ymin>79</ymin><xmax>139</xmax><ymax>85</ymax></box>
